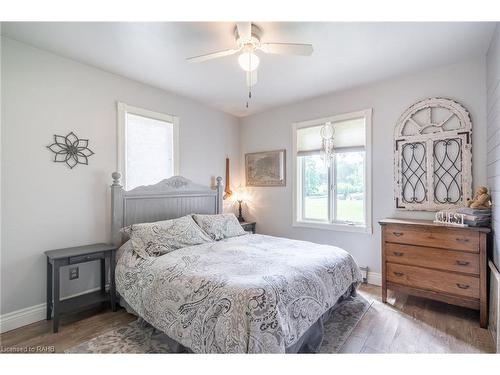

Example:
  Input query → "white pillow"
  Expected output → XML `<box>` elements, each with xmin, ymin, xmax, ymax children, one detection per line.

<box><xmin>192</xmin><ymin>213</ymin><xmax>247</xmax><ymax>241</ymax></box>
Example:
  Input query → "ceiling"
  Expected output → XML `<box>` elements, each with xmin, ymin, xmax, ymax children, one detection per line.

<box><xmin>1</xmin><ymin>22</ymin><xmax>495</xmax><ymax>117</ymax></box>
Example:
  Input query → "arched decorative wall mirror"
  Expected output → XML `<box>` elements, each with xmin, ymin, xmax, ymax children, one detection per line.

<box><xmin>394</xmin><ymin>97</ymin><xmax>472</xmax><ymax>211</ymax></box>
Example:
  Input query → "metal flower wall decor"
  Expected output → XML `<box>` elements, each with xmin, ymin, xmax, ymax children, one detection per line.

<box><xmin>47</xmin><ymin>132</ymin><xmax>95</xmax><ymax>169</ymax></box>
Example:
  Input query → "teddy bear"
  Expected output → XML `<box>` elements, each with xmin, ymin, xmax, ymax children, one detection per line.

<box><xmin>466</xmin><ymin>186</ymin><xmax>491</xmax><ymax>209</ymax></box>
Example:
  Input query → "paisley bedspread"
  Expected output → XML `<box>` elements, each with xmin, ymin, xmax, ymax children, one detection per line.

<box><xmin>115</xmin><ymin>234</ymin><xmax>362</xmax><ymax>353</ymax></box>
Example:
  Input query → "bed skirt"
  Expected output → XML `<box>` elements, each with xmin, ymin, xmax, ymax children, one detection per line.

<box><xmin>118</xmin><ymin>283</ymin><xmax>358</xmax><ymax>354</ymax></box>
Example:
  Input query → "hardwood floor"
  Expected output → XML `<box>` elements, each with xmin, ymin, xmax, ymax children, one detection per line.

<box><xmin>0</xmin><ymin>306</ymin><xmax>135</xmax><ymax>353</ymax></box>
<box><xmin>341</xmin><ymin>284</ymin><xmax>495</xmax><ymax>353</ymax></box>
<box><xmin>0</xmin><ymin>284</ymin><xmax>495</xmax><ymax>353</ymax></box>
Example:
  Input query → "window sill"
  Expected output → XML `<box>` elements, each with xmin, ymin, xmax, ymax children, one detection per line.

<box><xmin>292</xmin><ymin>220</ymin><xmax>372</xmax><ymax>234</ymax></box>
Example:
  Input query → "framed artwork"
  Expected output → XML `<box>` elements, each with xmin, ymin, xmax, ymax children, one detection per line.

<box><xmin>245</xmin><ymin>149</ymin><xmax>286</xmax><ymax>186</ymax></box>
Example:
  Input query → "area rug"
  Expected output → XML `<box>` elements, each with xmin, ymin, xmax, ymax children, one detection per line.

<box><xmin>66</xmin><ymin>294</ymin><xmax>372</xmax><ymax>354</ymax></box>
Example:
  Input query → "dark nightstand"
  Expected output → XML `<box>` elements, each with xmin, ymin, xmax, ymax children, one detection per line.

<box><xmin>45</xmin><ymin>243</ymin><xmax>117</xmax><ymax>333</ymax></box>
<box><xmin>240</xmin><ymin>222</ymin><xmax>256</xmax><ymax>234</ymax></box>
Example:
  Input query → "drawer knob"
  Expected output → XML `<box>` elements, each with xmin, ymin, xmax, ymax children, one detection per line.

<box><xmin>392</xmin><ymin>232</ymin><xmax>404</xmax><ymax>237</ymax></box>
<box><xmin>456</xmin><ymin>283</ymin><xmax>470</xmax><ymax>289</ymax></box>
<box><xmin>456</xmin><ymin>260</ymin><xmax>470</xmax><ymax>266</ymax></box>
<box><xmin>393</xmin><ymin>252</ymin><xmax>404</xmax><ymax>257</ymax></box>
<box><xmin>455</xmin><ymin>238</ymin><xmax>470</xmax><ymax>243</ymax></box>
<box><xmin>393</xmin><ymin>272</ymin><xmax>404</xmax><ymax>277</ymax></box>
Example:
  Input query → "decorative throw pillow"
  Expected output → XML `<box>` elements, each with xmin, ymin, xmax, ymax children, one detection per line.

<box><xmin>122</xmin><ymin>215</ymin><xmax>214</xmax><ymax>259</ymax></box>
<box><xmin>192</xmin><ymin>213</ymin><xmax>247</xmax><ymax>241</ymax></box>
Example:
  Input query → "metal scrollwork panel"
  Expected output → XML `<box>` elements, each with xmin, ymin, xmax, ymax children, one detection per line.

<box><xmin>394</xmin><ymin>98</ymin><xmax>472</xmax><ymax>211</ymax></box>
<box><xmin>401</xmin><ymin>142</ymin><xmax>427</xmax><ymax>204</ymax></box>
<box><xmin>433</xmin><ymin>138</ymin><xmax>462</xmax><ymax>204</ymax></box>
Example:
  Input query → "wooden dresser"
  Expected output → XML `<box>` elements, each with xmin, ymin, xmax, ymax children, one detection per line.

<box><xmin>379</xmin><ymin>218</ymin><xmax>490</xmax><ymax>328</ymax></box>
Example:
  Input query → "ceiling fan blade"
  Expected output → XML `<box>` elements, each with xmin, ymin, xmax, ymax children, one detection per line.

<box><xmin>236</xmin><ymin>22</ymin><xmax>252</xmax><ymax>41</ymax></box>
<box><xmin>186</xmin><ymin>48</ymin><xmax>239</xmax><ymax>63</ymax></box>
<box><xmin>259</xmin><ymin>43</ymin><xmax>313</xmax><ymax>56</ymax></box>
<box><xmin>246</xmin><ymin>69</ymin><xmax>257</xmax><ymax>87</ymax></box>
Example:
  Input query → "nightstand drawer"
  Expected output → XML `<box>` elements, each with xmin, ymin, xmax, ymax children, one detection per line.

<box><xmin>69</xmin><ymin>252</ymin><xmax>105</xmax><ymax>264</ymax></box>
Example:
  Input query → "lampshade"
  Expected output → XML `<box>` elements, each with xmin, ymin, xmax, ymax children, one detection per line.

<box><xmin>238</xmin><ymin>52</ymin><xmax>260</xmax><ymax>72</ymax></box>
<box><xmin>234</xmin><ymin>185</ymin><xmax>247</xmax><ymax>202</ymax></box>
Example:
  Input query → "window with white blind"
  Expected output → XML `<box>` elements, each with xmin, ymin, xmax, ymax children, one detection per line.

<box><xmin>117</xmin><ymin>103</ymin><xmax>179</xmax><ymax>190</ymax></box>
<box><xmin>292</xmin><ymin>109</ymin><xmax>372</xmax><ymax>233</ymax></box>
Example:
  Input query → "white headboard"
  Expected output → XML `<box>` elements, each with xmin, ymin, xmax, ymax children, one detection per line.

<box><xmin>110</xmin><ymin>172</ymin><xmax>223</xmax><ymax>245</ymax></box>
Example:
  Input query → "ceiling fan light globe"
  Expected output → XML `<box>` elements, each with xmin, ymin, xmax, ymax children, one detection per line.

<box><xmin>238</xmin><ymin>52</ymin><xmax>260</xmax><ymax>72</ymax></box>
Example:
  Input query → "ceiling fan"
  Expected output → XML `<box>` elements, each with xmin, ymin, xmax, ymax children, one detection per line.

<box><xmin>186</xmin><ymin>22</ymin><xmax>314</xmax><ymax>107</ymax></box>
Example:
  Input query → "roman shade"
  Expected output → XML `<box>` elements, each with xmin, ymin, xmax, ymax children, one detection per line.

<box><xmin>297</xmin><ymin>117</ymin><xmax>365</xmax><ymax>156</ymax></box>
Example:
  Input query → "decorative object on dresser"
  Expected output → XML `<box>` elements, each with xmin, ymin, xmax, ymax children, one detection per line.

<box><xmin>454</xmin><ymin>186</ymin><xmax>492</xmax><ymax>227</ymax></box>
<box><xmin>379</xmin><ymin>218</ymin><xmax>490</xmax><ymax>328</ymax></box>
<box><xmin>393</xmin><ymin>97</ymin><xmax>472</xmax><ymax>211</ymax></box>
<box><xmin>457</xmin><ymin>207</ymin><xmax>492</xmax><ymax>227</ymax></box>
<box><xmin>433</xmin><ymin>186</ymin><xmax>492</xmax><ymax>227</ymax></box>
<box><xmin>46</xmin><ymin>131</ymin><xmax>95</xmax><ymax>169</ymax></box>
<box><xmin>223</xmin><ymin>157</ymin><xmax>232</xmax><ymax>200</ymax></box>
<box><xmin>245</xmin><ymin>149</ymin><xmax>286</xmax><ymax>186</ymax></box>
<box><xmin>434</xmin><ymin>210</ymin><xmax>465</xmax><ymax>226</ymax></box>
<box><xmin>45</xmin><ymin>243</ymin><xmax>118</xmax><ymax>333</ymax></box>
<box><xmin>240</xmin><ymin>221</ymin><xmax>256</xmax><ymax>234</ymax></box>
<box><xmin>467</xmin><ymin>186</ymin><xmax>491</xmax><ymax>209</ymax></box>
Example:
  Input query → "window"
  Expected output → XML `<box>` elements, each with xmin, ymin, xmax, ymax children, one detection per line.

<box><xmin>117</xmin><ymin>103</ymin><xmax>179</xmax><ymax>190</ymax></box>
<box><xmin>292</xmin><ymin>109</ymin><xmax>372</xmax><ymax>233</ymax></box>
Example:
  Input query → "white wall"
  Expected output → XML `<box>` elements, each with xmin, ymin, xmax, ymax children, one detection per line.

<box><xmin>487</xmin><ymin>24</ymin><xmax>500</xmax><ymax>270</ymax></box>
<box><xmin>240</xmin><ymin>59</ymin><xmax>487</xmax><ymax>276</ymax></box>
<box><xmin>0</xmin><ymin>37</ymin><xmax>240</xmax><ymax>316</ymax></box>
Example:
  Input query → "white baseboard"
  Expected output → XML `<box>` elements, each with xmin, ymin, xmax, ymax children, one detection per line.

<box><xmin>367</xmin><ymin>271</ymin><xmax>382</xmax><ymax>286</ymax></box>
<box><xmin>0</xmin><ymin>286</ymin><xmax>102</xmax><ymax>334</ymax></box>
<box><xmin>0</xmin><ymin>302</ymin><xmax>46</xmax><ymax>334</ymax></box>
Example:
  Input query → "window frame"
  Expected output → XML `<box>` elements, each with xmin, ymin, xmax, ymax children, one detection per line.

<box><xmin>117</xmin><ymin>102</ymin><xmax>179</xmax><ymax>190</ymax></box>
<box><xmin>292</xmin><ymin>109</ymin><xmax>372</xmax><ymax>234</ymax></box>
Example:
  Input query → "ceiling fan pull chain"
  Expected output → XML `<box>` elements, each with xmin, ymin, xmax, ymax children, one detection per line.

<box><xmin>246</xmin><ymin>87</ymin><xmax>252</xmax><ymax>108</ymax></box>
<box><xmin>245</xmin><ymin>70</ymin><xmax>252</xmax><ymax>108</ymax></box>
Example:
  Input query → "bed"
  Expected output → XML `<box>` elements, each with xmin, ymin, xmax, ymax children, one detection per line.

<box><xmin>111</xmin><ymin>173</ymin><xmax>362</xmax><ymax>353</ymax></box>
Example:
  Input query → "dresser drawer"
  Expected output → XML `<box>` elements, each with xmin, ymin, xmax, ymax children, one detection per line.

<box><xmin>384</xmin><ymin>225</ymin><xmax>479</xmax><ymax>252</ymax></box>
<box><xmin>69</xmin><ymin>252</ymin><xmax>105</xmax><ymax>264</ymax></box>
<box><xmin>386</xmin><ymin>263</ymin><xmax>479</xmax><ymax>299</ymax></box>
<box><xmin>385</xmin><ymin>243</ymin><xmax>479</xmax><ymax>275</ymax></box>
